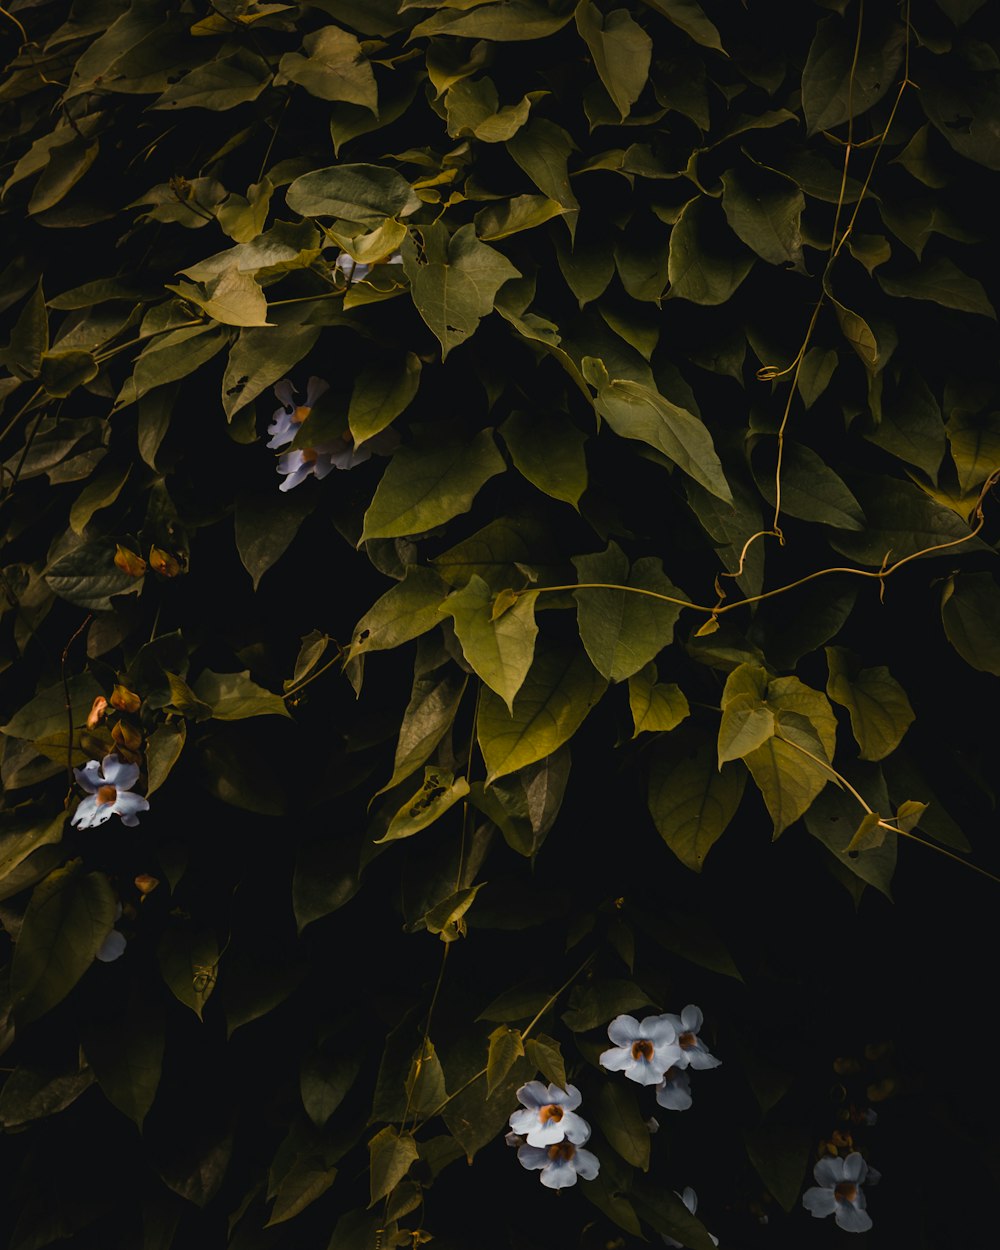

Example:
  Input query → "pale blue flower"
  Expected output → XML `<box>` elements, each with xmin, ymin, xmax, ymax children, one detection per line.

<box><xmin>517</xmin><ymin>1140</ymin><xmax>600</xmax><ymax>1189</ymax></box>
<box><xmin>663</xmin><ymin>1005</ymin><xmax>720</xmax><ymax>1071</ymax></box>
<box><xmin>96</xmin><ymin>904</ymin><xmax>126</xmax><ymax>962</ymax></box>
<box><xmin>600</xmin><ymin>1014</ymin><xmax>683</xmax><ymax>1086</ymax></box>
<box><xmin>71</xmin><ymin>754</ymin><xmax>149</xmax><ymax>829</ymax></box>
<box><xmin>663</xmin><ymin>1188</ymin><xmax>719</xmax><ymax>1248</ymax></box>
<box><xmin>802</xmin><ymin>1153</ymin><xmax>874</xmax><ymax>1233</ymax></box>
<box><xmin>508</xmin><ymin>1081</ymin><xmax>590</xmax><ymax>1148</ymax></box>
<box><xmin>655</xmin><ymin>1065</ymin><xmax>693</xmax><ymax>1111</ymax></box>
<box><xmin>267</xmin><ymin>376</ymin><xmax>329</xmax><ymax>450</ymax></box>
<box><xmin>276</xmin><ymin>445</ymin><xmax>338</xmax><ymax>492</ymax></box>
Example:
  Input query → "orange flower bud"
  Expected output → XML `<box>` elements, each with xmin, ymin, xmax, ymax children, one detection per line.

<box><xmin>112</xmin><ymin>720</ymin><xmax>143</xmax><ymax>752</ymax></box>
<box><xmin>134</xmin><ymin>874</ymin><xmax>160</xmax><ymax>897</ymax></box>
<box><xmin>149</xmin><ymin>546</ymin><xmax>182</xmax><ymax>577</ymax></box>
<box><xmin>110</xmin><ymin>684</ymin><xmax>141</xmax><ymax>714</ymax></box>
<box><xmin>86</xmin><ymin>695</ymin><xmax>109</xmax><ymax>727</ymax></box>
<box><xmin>114</xmin><ymin>545</ymin><xmax>147</xmax><ymax>577</ymax></box>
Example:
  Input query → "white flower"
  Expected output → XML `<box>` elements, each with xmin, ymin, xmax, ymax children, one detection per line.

<box><xmin>71</xmin><ymin>754</ymin><xmax>149</xmax><ymax>829</ymax></box>
<box><xmin>662</xmin><ymin>1005</ymin><xmax>720</xmax><ymax>1071</ymax></box>
<box><xmin>655</xmin><ymin>1065</ymin><xmax>693</xmax><ymax>1111</ymax></box>
<box><xmin>267</xmin><ymin>376</ymin><xmax>329</xmax><ymax>450</ymax></box>
<box><xmin>663</xmin><ymin>1188</ymin><xmax>719</xmax><ymax>1248</ymax></box>
<box><xmin>802</xmin><ymin>1152</ymin><xmax>874</xmax><ymax>1233</ymax></box>
<box><xmin>517</xmin><ymin>1139</ymin><xmax>600</xmax><ymax>1189</ymax></box>
<box><xmin>508</xmin><ymin>1081</ymin><xmax>591</xmax><ymax>1147</ymax></box>
<box><xmin>600</xmin><ymin>1013</ymin><xmax>683</xmax><ymax>1086</ymax></box>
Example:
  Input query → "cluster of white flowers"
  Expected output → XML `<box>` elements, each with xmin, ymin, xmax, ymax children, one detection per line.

<box><xmin>505</xmin><ymin>1082</ymin><xmax>600</xmax><ymax>1189</ymax></box>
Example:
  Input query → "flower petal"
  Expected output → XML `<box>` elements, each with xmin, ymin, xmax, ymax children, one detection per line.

<box><xmin>74</xmin><ymin>760</ymin><xmax>104</xmax><ymax>793</ymax></box>
<box><xmin>685</xmin><ymin>1045</ymin><xmax>722</xmax><ymax>1071</ymax></box>
<box><xmin>95</xmin><ymin>930</ymin><xmax>127</xmax><ymax>963</ymax></box>
<box><xmin>655</xmin><ymin>1074</ymin><xmax>692</xmax><ymax>1112</ymax></box>
<box><xmin>560</xmin><ymin>1112</ymin><xmax>591</xmax><ymax>1145</ymax></box>
<box><xmin>835</xmin><ymin>1201</ymin><xmax>872</xmax><ymax>1233</ymax></box>
<box><xmin>551</xmin><ymin>1083</ymin><xmax>582</xmax><ymax>1111</ymax></box>
<box><xmin>599</xmin><ymin>1045</ymin><xmax>632</xmax><ymax>1072</ymax></box>
<box><xmin>524</xmin><ymin>1120</ymin><xmax>568</xmax><ymax>1148</ymax></box>
<box><xmin>680</xmin><ymin>1004</ymin><xmax>704</xmax><ymax>1033</ymax></box>
<box><xmin>572</xmin><ymin>1148</ymin><xmax>600</xmax><ymax>1182</ymax></box>
<box><xmin>680</xmin><ymin>1188</ymin><xmax>697</xmax><ymax>1215</ymax></box>
<box><xmin>642</xmin><ymin>1014</ymin><xmax>678</xmax><ymax>1045</ymax></box>
<box><xmin>607</xmin><ymin>1014</ymin><xmax>641</xmax><ymax>1046</ymax></box>
<box><xmin>624</xmin><ymin>1057</ymin><xmax>668</xmax><ymax>1087</ymax></box>
<box><xmin>802</xmin><ymin>1187</ymin><xmax>838</xmax><ymax>1218</ymax></box>
<box><xmin>516</xmin><ymin>1144</ymin><xmax>548</xmax><ymax>1172</ymax></box>
<box><xmin>508</xmin><ymin>1108</ymin><xmax>539</xmax><ymax>1136</ymax></box>
<box><xmin>813</xmin><ymin>1156</ymin><xmax>845</xmax><ymax>1187</ymax></box>
<box><xmin>273</xmin><ymin>379</ymin><xmax>296</xmax><ymax>407</ymax></box>
<box><xmin>101</xmin><ymin>755</ymin><xmax>139</xmax><ymax>790</ymax></box>
<box><xmin>72</xmin><ymin>796</ymin><xmax>115</xmax><ymax>829</ymax></box>
<box><xmin>841</xmin><ymin>1152</ymin><xmax>867</xmax><ymax>1184</ymax></box>
<box><xmin>515</xmin><ymin>1081</ymin><xmax>549</xmax><ymax>1109</ymax></box>
<box><xmin>539</xmin><ymin>1158</ymin><xmax>578</xmax><ymax>1189</ymax></box>
<box><xmin>279</xmin><ymin>465</ymin><xmax>312</xmax><ymax>492</ymax></box>
<box><xmin>114</xmin><ymin>792</ymin><xmax>150</xmax><ymax>826</ymax></box>
<box><xmin>305</xmin><ymin>377</ymin><xmax>329</xmax><ymax>406</ymax></box>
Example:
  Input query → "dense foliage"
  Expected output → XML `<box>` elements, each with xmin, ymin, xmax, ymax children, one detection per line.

<box><xmin>1</xmin><ymin>0</ymin><xmax>999</xmax><ymax>1246</ymax></box>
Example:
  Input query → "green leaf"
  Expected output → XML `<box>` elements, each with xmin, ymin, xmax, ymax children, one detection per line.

<box><xmin>235</xmin><ymin>487</ymin><xmax>314</xmax><ymax>590</ymax></box>
<box><xmin>12</xmin><ymin>863</ymin><xmax>116</xmax><ymax>1025</ymax></box>
<box><xmin>477</xmin><ymin>644</ymin><xmax>607</xmax><ymax>785</ymax></box>
<box><xmin>827</xmin><ymin>477</ymin><xmax>985</xmax><ymax>566</ymax></box>
<box><xmin>405</xmin><ymin>1038</ymin><xmax>447</xmax><ymax>1116</ymax></box>
<box><xmin>69</xmin><ymin>464</ymin><xmax>130</xmax><ymax>535</ymax></box>
<box><xmin>266</xmin><ymin>1158</ymin><xmax>339</xmax><ymax>1228</ymax></box>
<box><xmin>119</xmin><ymin>325</ymin><xmax>229</xmax><ymax>408</ymax></box>
<box><xmin>475</xmin><ymin>194</ymin><xmax>567</xmax><ymax>241</ymax></box>
<box><xmin>368</xmin><ymin>1127</ymin><xmax>419</xmax><ymax>1206</ymax></box>
<box><xmin>573</xmin><ymin>542</ymin><xmax>687</xmax><ymax>683</ymax></box>
<box><xmin>285</xmin><ymin>163</ymin><xmax>420</xmax><ymax>226</ymax></box>
<box><xmin>423</xmin><ymin>882</ymin><xmax>485</xmax><ymax>942</ymax></box>
<box><xmin>193</xmin><ymin>670</ymin><xmax>291</xmax><ymax>721</ymax></box>
<box><xmin>720</xmin><ymin>163</ymin><xmax>804</xmax><ymax>269</ymax></box>
<box><xmin>145</xmin><ymin>721</ymin><xmax>186</xmax><ymax>797</ymax></box>
<box><xmin>445</xmin><ymin>76</ymin><xmax>533</xmax><ymax>143</ymax></box>
<box><xmin>486</xmin><ymin>747</ymin><xmax>572</xmax><ymax>857</ymax></box>
<box><xmin>1</xmin><ymin>282</ymin><xmax>47</xmax><ymax>379</ymax></box>
<box><xmin>1</xmin><ymin>673</ymin><xmax>102</xmax><ymax>744</ymax></box>
<box><xmin>301</xmin><ymin>1053</ymin><xmax>360</xmax><ymax>1128</ymax></box>
<box><xmin>751</xmin><ymin>440</ymin><xmax>865</xmax><ymax>530</ymax></box>
<box><xmin>39</xmin><ymin>349</ymin><xmax>99</xmax><ymax>398</ymax></box>
<box><xmin>153</xmin><ymin>49</ymin><xmax>272</xmax><ymax>110</ymax></box>
<box><xmin>827</xmin><ymin>292</ymin><xmax>879</xmax><ymax>372</ymax></box>
<box><xmin>171</xmin><ymin>269</ymin><xmax>270</xmax><ymax>327</ymax></box>
<box><xmin>381</xmin><ymin>668</ymin><xmax>468</xmax><ymax>794</ymax></box>
<box><xmin>667</xmin><ymin>196</ymin><xmax>754</xmax><ymax>305</ymax></box>
<box><xmin>402</xmin><ymin>223</ymin><xmax>520</xmax><ymax>359</ymax></box>
<box><xmin>165</xmin><ymin>672</ymin><xmax>214</xmax><ymax>722</ymax></box>
<box><xmin>744</xmin><ymin>1123</ymin><xmax>811</xmax><ymax>1213</ymax></box>
<box><xmin>648</xmin><ymin>727</ymin><xmax>746</xmax><ymax>871</ymax></box>
<box><xmin>593</xmin><ymin>1081</ymin><xmax>651</xmax><ymax>1170</ymax></box>
<box><xmin>590</xmin><ymin>370</ymin><xmax>732</xmax><ymax>501</ymax></box>
<box><xmin>801</xmin><ymin>14</ymin><xmax>905</xmax><ymax>135</ymax></box>
<box><xmin>222</xmin><ymin>323</ymin><xmax>321</xmax><ymax>420</ymax></box>
<box><xmin>641</xmin><ymin>0</ymin><xmax>724</xmax><ymax>52</ymax></box>
<box><xmin>804</xmin><ymin>772</ymin><xmax>897</xmax><ymax>900</ymax></box>
<box><xmin>507</xmin><ymin>119</ymin><xmax>580</xmax><ymax>237</ymax></box>
<box><xmin>348</xmin><ymin>352</ymin><xmax>420</xmax><ymax>447</ymax></box>
<box><xmin>718</xmin><ymin>695</ymin><xmax>775</xmax><ymax>765</ymax></box>
<box><xmin>575</xmin><ymin>2</ymin><xmax>653</xmax><ymax>120</ymax></box>
<box><xmin>631</xmin><ymin>1185</ymin><xmax>718</xmax><ymax>1250</ymax></box>
<box><xmin>441</xmin><ymin>576</ymin><xmax>538</xmax><ymax>710</ymax></box>
<box><xmin>157</xmin><ymin>926</ymin><xmax>218</xmax><ymax>1020</ymax></box>
<box><xmin>378</xmin><ymin>767</ymin><xmax>470</xmax><ymax>843</ymax></box>
<box><xmin>500</xmin><ymin>409</ymin><xmax>588</xmax><ymax>509</ymax></box>
<box><xmin>411</xmin><ymin>1</ymin><xmax>574</xmax><ymax>40</ymax></box>
<box><xmin>84</xmin><ymin>997</ymin><xmax>164</xmax><ymax>1129</ymax></box>
<box><xmin>825</xmin><ymin>646</ymin><xmax>915</xmax><ymax>761</ymax></box>
<box><xmin>946</xmin><ymin>409</ymin><xmax>1000</xmax><ymax>495</ymax></box>
<box><xmin>279</xmin><ymin>26</ymin><xmax>377</xmax><ymax>111</ymax></box>
<box><xmin>0</xmin><ymin>1063</ymin><xmax>95</xmax><ymax>1130</ymax></box>
<box><xmin>864</xmin><ymin>372</ymin><xmax>946</xmax><ymax>480</ymax></box>
<box><xmin>0</xmin><ymin>812</ymin><xmax>66</xmax><ymax>887</ymax></box>
<box><xmin>556</xmin><ymin>237</ymin><xmax>615</xmax><ymax>307</ymax></box>
<box><xmin>941</xmin><ymin>572</ymin><xmax>1000</xmax><ymax>675</ymax></box>
<box><xmin>486</xmin><ymin>1025</ymin><xmax>525</xmax><ymax>1097</ymax></box>
<box><xmin>44</xmin><ymin>537</ymin><xmax>143</xmax><ymax>611</ymax></box>
<box><xmin>361</xmin><ymin>427</ymin><xmax>506</xmax><ymax>541</ymax></box>
<box><xmin>348</xmin><ymin>565</ymin><xmax>451</xmax><ymax>658</ymax></box>
<box><xmin>846</xmin><ymin>810</ymin><xmax>886</xmax><ymax>854</ymax></box>
<box><xmin>628</xmin><ymin>663</ymin><xmax>689</xmax><ymax>736</ymax></box>
<box><xmin>562</xmin><ymin>978</ymin><xmax>653</xmax><ymax>1032</ymax></box>
<box><xmin>525</xmin><ymin>1035</ymin><xmax>567</xmax><ymax>1090</ymax></box>
<box><xmin>878</xmin><ymin>257</ymin><xmax>996</xmax><ymax>319</ymax></box>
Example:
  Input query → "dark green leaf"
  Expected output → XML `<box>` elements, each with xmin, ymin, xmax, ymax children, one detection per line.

<box><xmin>941</xmin><ymin>572</ymin><xmax>1000</xmax><ymax>676</ymax></box>
<box><xmin>825</xmin><ymin>646</ymin><xmax>915</xmax><ymax>761</ymax></box>
<box><xmin>667</xmin><ymin>196</ymin><xmax>754</xmax><ymax>305</ymax></box>
<box><xmin>648</xmin><ymin>726</ymin><xmax>746</xmax><ymax>871</ymax></box>
<box><xmin>593</xmin><ymin>1081</ymin><xmax>651</xmax><ymax>1170</ymax></box>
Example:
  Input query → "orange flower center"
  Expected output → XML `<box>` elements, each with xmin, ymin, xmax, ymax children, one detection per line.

<box><xmin>631</xmin><ymin>1039</ymin><xmax>654</xmax><ymax>1061</ymax></box>
<box><xmin>547</xmin><ymin>1141</ymin><xmax>576</xmax><ymax>1162</ymax></box>
<box><xmin>539</xmin><ymin>1104</ymin><xmax>564</xmax><ymax>1125</ymax></box>
<box><xmin>301</xmin><ymin>448</ymin><xmax>318</xmax><ymax>464</ymax></box>
<box><xmin>292</xmin><ymin>405</ymin><xmax>311</xmax><ymax>424</ymax></box>
<box><xmin>96</xmin><ymin>785</ymin><xmax>117</xmax><ymax>805</ymax></box>
<box><xmin>678</xmin><ymin>1031</ymin><xmax>697</xmax><ymax>1049</ymax></box>
<box><xmin>663</xmin><ymin>1065</ymin><xmax>680</xmax><ymax>1081</ymax></box>
<box><xmin>835</xmin><ymin>1183</ymin><xmax>858</xmax><ymax>1204</ymax></box>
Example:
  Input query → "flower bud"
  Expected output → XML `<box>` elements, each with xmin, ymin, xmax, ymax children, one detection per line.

<box><xmin>114</xmin><ymin>545</ymin><xmax>146</xmax><ymax>576</ymax></box>
<box><xmin>112</xmin><ymin>720</ymin><xmax>143</xmax><ymax>752</ymax></box>
<box><xmin>149</xmin><ymin>547</ymin><xmax>182</xmax><ymax>577</ymax></box>
<box><xmin>134</xmin><ymin>874</ymin><xmax>160</xmax><ymax>897</ymax></box>
<box><xmin>110</xmin><ymin>684</ymin><xmax>141</xmax><ymax>714</ymax></box>
<box><xmin>86</xmin><ymin>696</ymin><xmax>109</xmax><ymax>727</ymax></box>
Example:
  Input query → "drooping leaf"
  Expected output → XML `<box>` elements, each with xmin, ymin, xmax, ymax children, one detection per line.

<box><xmin>667</xmin><ymin>195</ymin><xmax>754</xmax><ymax>306</ymax></box>
<box><xmin>193</xmin><ymin>669</ymin><xmax>291</xmax><ymax>721</ymax></box>
<box><xmin>878</xmin><ymin>256</ymin><xmax>996</xmax><ymax>319</ymax></box>
<box><xmin>361</xmin><ymin>428</ymin><xmax>506</xmax><ymax>541</ymax></box>
<box><xmin>84</xmin><ymin>996</ymin><xmax>165</xmax><ymax>1129</ymax></box>
<box><xmin>477</xmin><ymin>644</ymin><xmax>607</xmax><ymax>784</ymax></box>
<box><xmin>368</xmin><ymin>1127</ymin><xmax>419</xmax><ymax>1206</ymax></box>
<box><xmin>222</xmin><ymin>323</ymin><xmax>321</xmax><ymax>420</ymax></box>
<box><xmin>348</xmin><ymin>352</ymin><xmax>420</xmax><ymax>447</ymax></box>
<box><xmin>348</xmin><ymin>565</ymin><xmax>451</xmax><ymax>658</ymax></box>
<box><xmin>499</xmin><ymin>409</ymin><xmax>588</xmax><ymax>509</ymax></box>
<box><xmin>378</xmin><ymin>767</ymin><xmax>470</xmax><ymax>842</ymax></box>
<box><xmin>721</xmin><ymin>163</ymin><xmax>804</xmax><ymax>269</ymax></box>
<box><xmin>648</xmin><ymin>726</ymin><xmax>746</xmax><ymax>872</ymax></box>
<box><xmin>441</xmin><ymin>576</ymin><xmax>538</xmax><ymax>710</ymax></box>
<box><xmin>593</xmin><ymin>1081</ymin><xmax>651</xmax><ymax>1170</ymax></box>
<box><xmin>744</xmin><ymin>1123</ymin><xmax>811</xmax><ymax>1214</ymax></box>
<box><xmin>801</xmin><ymin>14</ymin><xmax>905</xmax><ymax>135</ymax></box>
<box><xmin>575</xmin><ymin>2</ymin><xmax>653</xmax><ymax>120</ymax></box>
<box><xmin>279</xmin><ymin>26</ymin><xmax>377</xmax><ymax>111</ymax></box>
<box><xmin>825</xmin><ymin>646</ymin><xmax>915</xmax><ymax>761</ymax></box>
<box><xmin>486</xmin><ymin>1025</ymin><xmax>525</xmax><ymax>1097</ymax></box>
<box><xmin>628</xmin><ymin>663</ymin><xmax>690</xmax><ymax>736</ymax></box>
<box><xmin>286</xmin><ymin>163</ymin><xmax>419</xmax><ymax>225</ymax></box>
<box><xmin>235</xmin><ymin>487</ymin><xmax>314</xmax><ymax>590</ymax></box>
<box><xmin>940</xmin><ymin>572</ymin><xmax>1000</xmax><ymax>676</ymax></box>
